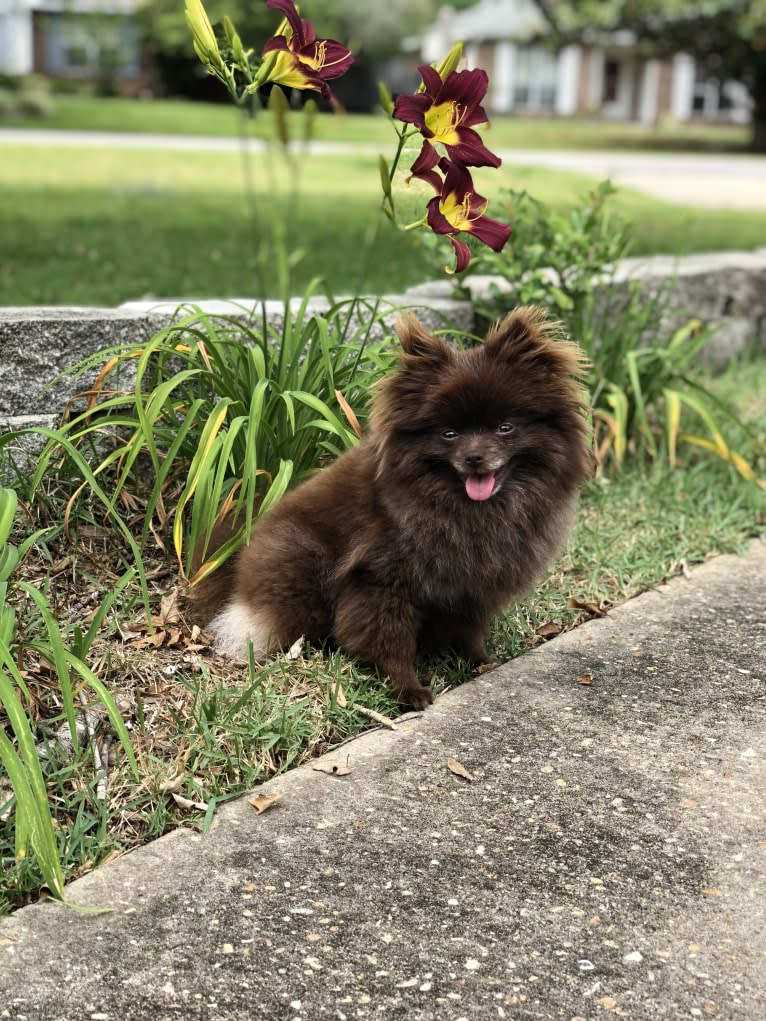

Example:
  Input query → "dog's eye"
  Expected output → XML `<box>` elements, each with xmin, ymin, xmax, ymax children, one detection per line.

<box><xmin>497</xmin><ymin>422</ymin><xmax>515</xmax><ymax>435</ymax></box>
<box><xmin>442</xmin><ymin>429</ymin><xmax>458</xmax><ymax>440</ymax></box>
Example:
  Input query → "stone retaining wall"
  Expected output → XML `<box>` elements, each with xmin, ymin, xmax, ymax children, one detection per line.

<box><xmin>1</xmin><ymin>250</ymin><xmax>764</xmax><ymax>435</ymax></box>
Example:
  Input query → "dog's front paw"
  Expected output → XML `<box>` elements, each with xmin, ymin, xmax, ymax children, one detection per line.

<box><xmin>397</xmin><ymin>683</ymin><xmax>434</xmax><ymax>711</ymax></box>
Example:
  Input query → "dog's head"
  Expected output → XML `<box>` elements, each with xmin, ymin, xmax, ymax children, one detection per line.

<box><xmin>370</xmin><ymin>308</ymin><xmax>591</xmax><ymax>503</ymax></box>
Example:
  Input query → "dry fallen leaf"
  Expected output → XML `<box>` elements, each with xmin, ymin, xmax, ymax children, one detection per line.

<box><xmin>132</xmin><ymin>630</ymin><xmax>167</xmax><ymax>650</ymax></box>
<box><xmin>567</xmin><ymin>597</ymin><xmax>608</xmax><ymax>618</ymax></box>
<box><xmin>536</xmin><ymin>622</ymin><xmax>562</xmax><ymax>640</ymax></box>
<box><xmin>312</xmin><ymin>760</ymin><xmax>352</xmax><ymax>777</ymax></box>
<box><xmin>285</xmin><ymin>635</ymin><xmax>305</xmax><ymax>660</ymax></box>
<box><xmin>158</xmin><ymin>774</ymin><xmax>186</xmax><ymax>794</ymax></box>
<box><xmin>335</xmin><ymin>388</ymin><xmax>362</xmax><ymax>439</ymax></box>
<box><xmin>446</xmin><ymin>757</ymin><xmax>473</xmax><ymax>782</ymax></box>
<box><xmin>330</xmin><ymin>679</ymin><xmax>348</xmax><ymax>708</ymax></box>
<box><xmin>248</xmin><ymin>793</ymin><xmax>282</xmax><ymax>815</ymax></box>
<box><xmin>116</xmin><ymin>621</ymin><xmax>143</xmax><ymax>643</ymax></box>
<box><xmin>172</xmin><ymin>793</ymin><xmax>209</xmax><ymax>812</ymax></box>
<box><xmin>165</xmin><ymin>627</ymin><xmax>182</xmax><ymax>648</ymax></box>
<box><xmin>577</xmin><ymin>673</ymin><xmax>594</xmax><ymax>686</ymax></box>
<box><xmin>159</xmin><ymin>588</ymin><xmax>181</xmax><ymax>626</ymax></box>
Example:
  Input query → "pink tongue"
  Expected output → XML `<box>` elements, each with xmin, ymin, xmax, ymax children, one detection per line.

<box><xmin>465</xmin><ymin>473</ymin><xmax>496</xmax><ymax>501</ymax></box>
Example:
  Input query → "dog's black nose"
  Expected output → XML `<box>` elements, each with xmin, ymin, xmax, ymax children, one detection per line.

<box><xmin>464</xmin><ymin>450</ymin><xmax>484</xmax><ymax>469</ymax></box>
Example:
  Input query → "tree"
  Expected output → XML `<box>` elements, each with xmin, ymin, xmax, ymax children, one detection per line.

<box><xmin>532</xmin><ymin>1</ymin><xmax>766</xmax><ymax>151</ymax></box>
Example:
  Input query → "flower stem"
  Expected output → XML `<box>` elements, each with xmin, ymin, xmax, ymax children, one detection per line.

<box><xmin>381</xmin><ymin>124</ymin><xmax>418</xmax><ymax>223</ymax></box>
<box><xmin>401</xmin><ymin>215</ymin><xmax>428</xmax><ymax>232</ymax></box>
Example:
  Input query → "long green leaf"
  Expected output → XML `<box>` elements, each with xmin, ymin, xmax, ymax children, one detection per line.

<box><xmin>0</xmin><ymin>651</ymin><xmax>65</xmax><ymax>898</ymax></box>
<box><xmin>663</xmin><ymin>388</ymin><xmax>682</xmax><ymax>468</ymax></box>
<box><xmin>21</xmin><ymin>427</ymin><xmax>152</xmax><ymax>621</ymax></box>
<box><xmin>61</xmin><ymin>651</ymin><xmax>138</xmax><ymax>780</ymax></box>
<box><xmin>258</xmin><ymin>459</ymin><xmax>294</xmax><ymax>517</ymax></box>
<box><xmin>20</xmin><ymin>582</ymin><xmax>79</xmax><ymax>747</ymax></box>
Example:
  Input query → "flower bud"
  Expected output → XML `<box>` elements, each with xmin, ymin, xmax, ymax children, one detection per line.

<box><xmin>185</xmin><ymin>0</ymin><xmax>224</xmax><ymax>71</ymax></box>
<box><xmin>378</xmin><ymin>155</ymin><xmax>392</xmax><ymax>199</ymax></box>
<box><xmin>377</xmin><ymin>80</ymin><xmax>395</xmax><ymax>116</ymax></box>
<box><xmin>435</xmin><ymin>42</ymin><xmax>464</xmax><ymax>79</ymax></box>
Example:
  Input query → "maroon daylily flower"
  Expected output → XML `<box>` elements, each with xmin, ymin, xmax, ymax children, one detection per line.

<box><xmin>394</xmin><ymin>65</ymin><xmax>501</xmax><ymax>169</ymax></box>
<box><xmin>262</xmin><ymin>0</ymin><xmax>353</xmax><ymax>98</ymax></box>
<box><xmin>421</xmin><ymin>158</ymin><xmax>511</xmax><ymax>274</ymax></box>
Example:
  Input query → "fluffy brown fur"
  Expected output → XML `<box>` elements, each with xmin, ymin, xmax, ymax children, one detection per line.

<box><xmin>191</xmin><ymin>307</ymin><xmax>592</xmax><ymax>709</ymax></box>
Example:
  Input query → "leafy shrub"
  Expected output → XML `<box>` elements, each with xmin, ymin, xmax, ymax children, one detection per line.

<box><xmin>15</xmin><ymin>89</ymin><xmax>54</xmax><ymax>119</ymax></box>
<box><xmin>0</xmin><ymin>88</ymin><xmax>16</xmax><ymax>118</ymax></box>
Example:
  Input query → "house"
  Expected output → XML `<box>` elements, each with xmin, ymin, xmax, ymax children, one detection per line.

<box><xmin>422</xmin><ymin>0</ymin><xmax>751</xmax><ymax>125</ymax></box>
<box><xmin>0</xmin><ymin>0</ymin><xmax>147</xmax><ymax>94</ymax></box>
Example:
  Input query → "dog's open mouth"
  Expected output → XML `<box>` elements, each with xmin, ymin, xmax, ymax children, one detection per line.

<box><xmin>465</xmin><ymin>472</ymin><xmax>500</xmax><ymax>502</ymax></box>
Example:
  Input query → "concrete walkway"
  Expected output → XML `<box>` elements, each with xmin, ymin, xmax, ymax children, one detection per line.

<box><xmin>1</xmin><ymin>538</ymin><xmax>764</xmax><ymax>1020</ymax></box>
<box><xmin>2</xmin><ymin>128</ymin><xmax>766</xmax><ymax>209</ymax></box>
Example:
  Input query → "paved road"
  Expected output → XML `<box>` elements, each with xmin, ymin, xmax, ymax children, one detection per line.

<box><xmin>2</xmin><ymin>127</ymin><xmax>765</xmax><ymax>209</ymax></box>
<box><xmin>1</xmin><ymin>539</ymin><xmax>765</xmax><ymax>1020</ymax></box>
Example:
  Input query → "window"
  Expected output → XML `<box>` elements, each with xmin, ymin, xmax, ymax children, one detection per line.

<box><xmin>42</xmin><ymin>12</ymin><xmax>139</xmax><ymax>78</ymax></box>
<box><xmin>513</xmin><ymin>46</ymin><xmax>557</xmax><ymax>112</ymax></box>
<box><xmin>63</xmin><ymin>43</ymin><xmax>91</xmax><ymax>71</ymax></box>
<box><xmin>602</xmin><ymin>59</ymin><xmax>620</xmax><ymax>104</ymax></box>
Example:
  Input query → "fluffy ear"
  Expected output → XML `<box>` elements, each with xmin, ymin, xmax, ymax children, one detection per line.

<box><xmin>483</xmin><ymin>306</ymin><xmax>586</xmax><ymax>381</ymax></box>
<box><xmin>395</xmin><ymin>314</ymin><xmax>454</xmax><ymax>365</ymax></box>
<box><xmin>370</xmin><ymin>315</ymin><xmax>454</xmax><ymax>439</ymax></box>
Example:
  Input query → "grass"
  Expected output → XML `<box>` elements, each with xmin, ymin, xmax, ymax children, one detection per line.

<box><xmin>1</xmin><ymin>95</ymin><xmax>753</xmax><ymax>152</ymax></box>
<box><xmin>2</xmin><ymin>142</ymin><xmax>766</xmax><ymax>306</ymax></box>
<box><xmin>1</xmin><ymin>348</ymin><xmax>764</xmax><ymax>915</ymax></box>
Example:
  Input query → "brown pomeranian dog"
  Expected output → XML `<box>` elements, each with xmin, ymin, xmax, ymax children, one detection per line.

<box><xmin>192</xmin><ymin>307</ymin><xmax>591</xmax><ymax>709</ymax></box>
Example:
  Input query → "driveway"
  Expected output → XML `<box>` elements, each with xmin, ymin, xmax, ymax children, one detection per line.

<box><xmin>2</xmin><ymin>128</ymin><xmax>765</xmax><ymax>209</ymax></box>
<box><xmin>497</xmin><ymin>149</ymin><xmax>766</xmax><ymax>210</ymax></box>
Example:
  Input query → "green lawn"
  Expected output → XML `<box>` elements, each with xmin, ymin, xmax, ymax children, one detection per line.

<box><xmin>1</xmin><ymin>94</ymin><xmax>753</xmax><ymax>152</ymax></box>
<box><xmin>2</xmin><ymin>141</ymin><xmax>766</xmax><ymax>306</ymax></box>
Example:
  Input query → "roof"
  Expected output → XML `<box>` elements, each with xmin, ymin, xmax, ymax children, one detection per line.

<box><xmin>443</xmin><ymin>0</ymin><xmax>547</xmax><ymax>43</ymax></box>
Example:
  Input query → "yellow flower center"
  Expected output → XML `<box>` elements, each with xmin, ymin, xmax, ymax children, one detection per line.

<box><xmin>300</xmin><ymin>39</ymin><xmax>327</xmax><ymax>71</ymax></box>
<box><xmin>266</xmin><ymin>49</ymin><xmax>318</xmax><ymax>91</ymax></box>
<box><xmin>424</xmin><ymin>101</ymin><xmax>464</xmax><ymax>145</ymax></box>
<box><xmin>439</xmin><ymin>190</ymin><xmax>487</xmax><ymax>232</ymax></box>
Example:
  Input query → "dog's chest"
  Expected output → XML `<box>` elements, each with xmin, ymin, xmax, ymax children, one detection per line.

<box><xmin>404</xmin><ymin>518</ymin><xmax>514</xmax><ymax>606</ymax></box>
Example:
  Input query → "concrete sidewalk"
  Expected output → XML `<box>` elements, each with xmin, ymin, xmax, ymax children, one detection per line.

<box><xmin>1</xmin><ymin>538</ymin><xmax>765</xmax><ymax>1021</ymax></box>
